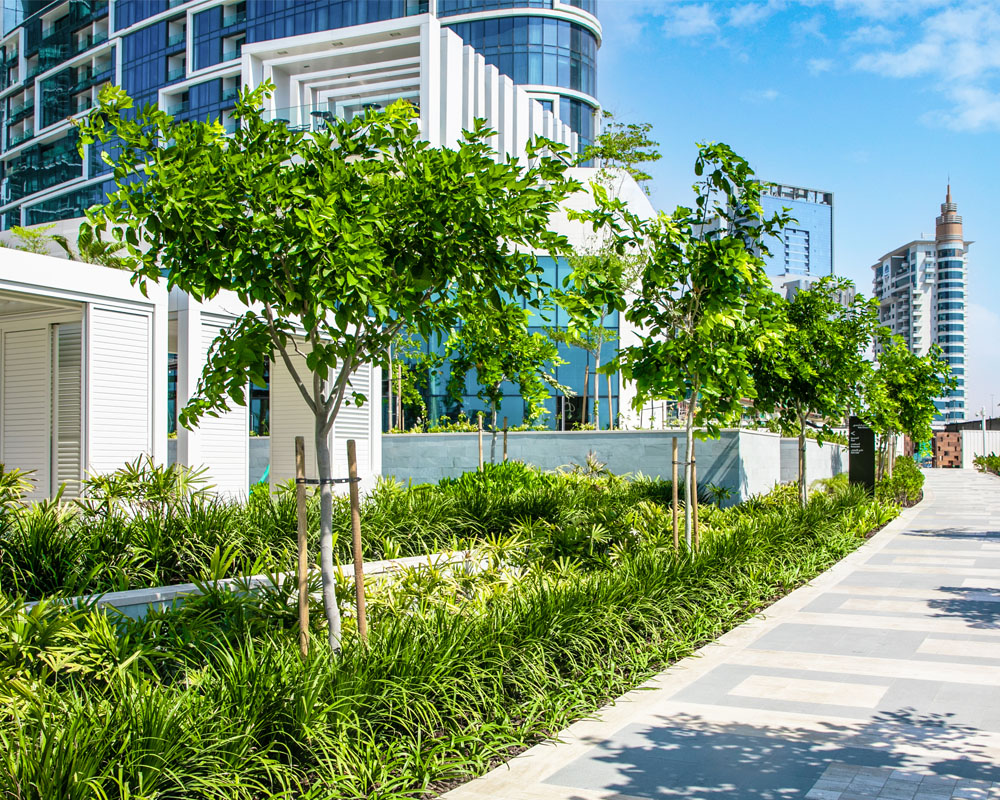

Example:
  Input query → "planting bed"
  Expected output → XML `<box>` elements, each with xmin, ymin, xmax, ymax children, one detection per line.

<box><xmin>0</xmin><ymin>460</ymin><xmax>915</xmax><ymax>798</ymax></box>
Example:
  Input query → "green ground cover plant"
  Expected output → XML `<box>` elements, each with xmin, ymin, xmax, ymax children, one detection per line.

<box><xmin>0</xmin><ymin>459</ymin><xmax>695</xmax><ymax>601</ymax></box>
<box><xmin>974</xmin><ymin>453</ymin><xmax>1000</xmax><ymax>476</ymax></box>
<box><xmin>0</xmin><ymin>475</ymin><xmax>900</xmax><ymax>799</ymax></box>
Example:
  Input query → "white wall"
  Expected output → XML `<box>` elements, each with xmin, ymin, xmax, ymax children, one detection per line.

<box><xmin>172</xmin><ymin>290</ymin><xmax>250</xmax><ymax>497</ymax></box>
<box><xmin>961</xmin><ymin>429</ymin><xmax>1000</xmax><ymax>469</ymax></box>
<box><xmin>0</xmin><ymin>250</ymin><xmax>168</xmax><ymax>499</ymax></box>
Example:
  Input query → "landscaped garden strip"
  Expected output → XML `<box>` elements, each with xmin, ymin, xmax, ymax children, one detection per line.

<box><xmin>0</xmin><ymin>473</ymin><xmax>906</xmax><ymax>799</ymax></box>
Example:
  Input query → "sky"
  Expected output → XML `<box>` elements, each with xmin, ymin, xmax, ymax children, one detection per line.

<box><xmin>595</xmin><ymin>0</ymin><xmax>999</xmax><ymax>420</ymax></box>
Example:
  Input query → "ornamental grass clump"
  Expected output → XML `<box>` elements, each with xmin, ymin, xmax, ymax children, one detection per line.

<box><xmin>0</xmin><ymin>457</ymin><xmax>690</xmax><ymax>601</ymax></box>
<box><xmin>0</xmin><ymin>478</ymin><xmax>899</xmax><ymax>799</ymax></box>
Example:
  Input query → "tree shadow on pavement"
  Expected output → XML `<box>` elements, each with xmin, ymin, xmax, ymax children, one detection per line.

<box><xmin>551</xmin><ymin>708</ymin><xmax>999</xmax><ymax>799</ymax></box>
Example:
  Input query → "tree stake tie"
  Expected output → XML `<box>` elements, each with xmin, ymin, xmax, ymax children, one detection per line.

<box><xmin>296</xmin><ymin>477</ymin><xmax>362</xmax><ymax>485</ymax></box>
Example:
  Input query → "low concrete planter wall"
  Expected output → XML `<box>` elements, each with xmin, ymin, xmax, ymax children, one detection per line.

<box><xmin>382</xmin><ymin>429</ymin><xmax>789</xmax><ymax>504</ymax></box>
<box><xmin>29</xmin><ymin>550</ymin><xmax>473</xmax><ymax>620</ymax></box>
<box><xmin>779</xmin><ymin>439</ymin><xmax>848</xmax><ymax>485</ymax></box>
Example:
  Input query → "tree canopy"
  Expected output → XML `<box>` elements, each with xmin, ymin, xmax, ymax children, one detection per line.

<box><xmin>76</xmin><ymin>81</ymin><xmax>582</xmax><ymax>650</ymax></box>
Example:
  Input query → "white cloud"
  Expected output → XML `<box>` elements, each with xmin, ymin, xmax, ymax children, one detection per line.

<box><xmin>808</xmin><ymin>57</ymin><xmax>834</xmax><ymax>73</ymax></box>
<box><xmin>664</xmin><ymin>4</ymin><xmax>719</xmax><ymax>38</ymax></box>
<box><xmin>742</xmin><ymin>88</ymin><xmax>781</xmax><ymax>101</ymax></box>
<box><xmin>854</xmin><ymin>2</ymin><xmax>1000</xmax><ymax>131</ymax></box>
<box><xmin>791</xmin><ymin>13</ymin><xmax>827</xmax><ymax>40</ymax></box>
<box><xmin>728</xmin><ymin>1</ymin><xmax>787</xmax><ymax>27</ymax></box>
<box><xmin>845</xmin><ymin>24</ymin><xmax>898</xmax><ymax>46</ymax></box>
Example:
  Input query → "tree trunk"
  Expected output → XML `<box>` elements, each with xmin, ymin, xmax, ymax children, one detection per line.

<box><xmin>888</xmin><ymin>434</ymin><xmax>896</xmax><ymax>477</ymax></box>
<box><xmin>582</xmin><ymin>365</ymin><xmax>590</xmax><ymax>427</ymax></box>
<box><xmin>386</xmin><ymin>350</ymin><xmax>394</xmax><ymax>430</ymax></box>
<box><xmin>315</xmin><ymin>423</ymin><xmax>343</xmax><ymax>653</ymax></box>
<box><xmin>607</xmin><ymin>372</ymin><xmax>614</xmax><ymax>430</ymax></box>
<box><xmin>684</xmin><ymin>395</ymin><xmax>695</xmax><ymax>547</ymax></box>
<box><xmin>593</xmin><ymin>346</ymin><xmax>601</xmax><ymax>429</ymax></box>
<box><xmin>798</xmin><ymin>413</ymin><xmax>807</xmax><ymax>508</ymax></box>
<box><xmin>490</xmin><ymin>401</ymin><xmax>498</xmax><ymax>464</ymax></box>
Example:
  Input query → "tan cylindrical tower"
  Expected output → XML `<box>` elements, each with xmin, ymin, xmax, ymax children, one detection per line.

<box><xmin>936</xmin><ymin>184</ymin><xmax>963</xmax><ymax>243</ymax></box>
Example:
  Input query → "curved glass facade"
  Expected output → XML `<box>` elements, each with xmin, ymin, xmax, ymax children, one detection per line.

<box><xmin>446</xmin><ymin>18</ymin><xmax>596</xmax><ymax>96</ymax></box>
<box><xmin>2</xmin><ymin>0</ymin><xmax>597</xmax><ymax>229</ymax></box>
<box><xmin>446</xmin><ymin>15</ymin><xmax>597</xmax><ymax>146</ymax></box>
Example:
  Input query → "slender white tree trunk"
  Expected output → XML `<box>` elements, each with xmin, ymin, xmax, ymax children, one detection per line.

<box><xmin>490</xmin><ymin>401</ymin><xmax>498</xmax><ymax>464</ymax></box>
<box><xmin>684</xmin><ymin>396</ymin><xmax>695</xmax><ymax>547</ymax></box>
<box><xmin>315</xmin><ymin>421</ymin><xmax>343</xmax><ymax>652</ymax></box>
<box><xmin>798</xmin><ymin>410</ymin><xmax>807</xmax><ymax>508</ymax></box>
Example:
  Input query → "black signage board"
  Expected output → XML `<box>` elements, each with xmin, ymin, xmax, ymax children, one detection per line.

<box><xmin>849</xmin><ymin>416</ymin><xmax>876</xmax><ymax>492</ymax></box>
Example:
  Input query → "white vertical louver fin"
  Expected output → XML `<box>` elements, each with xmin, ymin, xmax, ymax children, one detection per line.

<box><xmin>1</xmin><ymin>327</ymin><xmax>51</xmax><ymax>500</ymax></box>
<box><xmin>193</xmin><ymin>315</ymin><xmax>249</xmax><ymax>497</ymax></box>
<box><xmin>54</xmin><ymin>322</ymin><xmax>83</xmax><ymax>499</ymax></box>
<box><xmin>87</xmin><ymin>307</ymin><xmax>152</xmax><ymax>475</ymax></box>
<box><xmin>269</xmin><ymin>342</ymin><xmax>317</xmax><ymax>489</ymax></box>
<box><xmin>333</xmin><ymin>362</ymin><xmax>373</xmax><ymax>488</ymax></box>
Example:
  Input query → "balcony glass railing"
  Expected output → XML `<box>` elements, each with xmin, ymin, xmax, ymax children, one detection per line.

<box><xmin>166</xmin><ymin>65</ymin><xmax>186</xmax><ymax>81</ymax></box>
<box><xmin>7</xmin><ymin>101</ymin><xmax>34</xmax><ymax>124</ymax></box>
<box><xmin>72</xmin><ymin>31</ymin><xmax>109</xmax><ymax>56</ymax></box>
<box><xmin>222</xmin><ymin>47</ymin><xmax>241</xmax><ymax>61</ymax></box>
<box><xmin>221</xmin><ymin>85</ymin><xmax>239</xmax><ymax>102</ymax></box>
<box><xmin>8</xmin><ymin>127</ymin><xmax>34</xmax><ymax>147</ymax></box>
<box><xmin>223</xmin><ymin>11</ymin><xmax>246</xmax><ymax>26</ymax></box>
<box><xmin>167</xmin><ymin>32</ymin><xmax>186</xmax><ymax>47</ymax></box>
<box><xmin>168</xmin><ymin>100</ymin><xmax>189</xmax><ymax>115</ymax></box>
<box><xmin>263</xmin><ymin>93</ymin><xmax>419</xmax><ymax>131</ymax></box>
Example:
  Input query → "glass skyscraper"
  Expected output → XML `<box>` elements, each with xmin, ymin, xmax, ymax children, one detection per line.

<box><xmin>760</xmin><ymin>183</ymin><xmax>834</xmax><ymax>278</ymax></box>
<box><xmin>1</xmin><ymin>0</ymin><xmax>599</xmax><ymax>230</ymax></box>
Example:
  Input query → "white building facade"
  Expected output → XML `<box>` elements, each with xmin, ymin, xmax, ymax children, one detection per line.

<box><xmin>871</xmin><ymin>187</ymin><xmax>969</xmax><ymax>424</ymax></box>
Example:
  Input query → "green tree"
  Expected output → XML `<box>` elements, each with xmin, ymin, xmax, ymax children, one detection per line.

<box><xmin>5</xmin><ymin>224</ymin><xmax>59</xmax><ymax>255</ymax></box>
<box><xmin>750</xmin><ymin>277</ymin><xmax>880</xmax><ymax>506</ymax></box>
<box><xmin>56</xmin><ymin>222</ymin><xmax>129</xmax><ymax>267</ymax></box>
<box><xmin>445</xmin><ymin>302</ymin><xmax>566</xmax><ymax>461</ymax></box>
<box><xmin>861</xmin><ymin>334</ymin><xmax>955</xmax><ymax>478</ymax></box>
<box><xmin>577</xmin><ymin>142</ymin><xmax>790</xmax><ymax>545</ymax></box>
<box><xmin>76</xmin><ymin>83</ymin><xmax>579</xmax><ymax>651</ymax></box>
<box><xmin>580</xmin><ymin>110</ymin><xmax>661</xmax><ymax>193</ymax></box>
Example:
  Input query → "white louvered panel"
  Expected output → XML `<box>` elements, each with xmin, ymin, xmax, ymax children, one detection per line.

<box><xmin>269</xmin><ymin>343</ymin><xmax>318</xmax><ymax>489</ymax></box>
<box><xmin>2</xmin><ymin>327</ymin><xmax>51</xmax><ymax>499</ymax></box>
<box><xmin>333</xmin><ymin>362</ymin><xmax>373</xmax><ymax>479</ymax></box>
<box><xmin>54</xmin><ymin>323</ymin><xmax>83</xmax><ymax>498</ymax></box>
<box><xmin>197</xmin><ymin>316</ymin><xmax>248</xmax><ymax>496</ymax></box>
<box><xmin>88</xmin><ymin>307</ymin><xmax>151</xmax><ymax>474</ymax></box>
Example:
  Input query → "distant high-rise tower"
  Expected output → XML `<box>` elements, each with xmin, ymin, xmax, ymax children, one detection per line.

<box><xmin>760</xmin><ymin>183</ymin><xmax>835</xmax><ymax>299</ymax></box>
<box><xmin>871</xmin><ymin>186</ymin><xmax>969</xmax><ymax>424</ymax></box>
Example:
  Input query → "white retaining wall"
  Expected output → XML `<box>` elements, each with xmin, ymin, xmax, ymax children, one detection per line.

<box><xmin>382</xmin><ymin>429</ymin><xmax>796</xmax><ymax>504</ymax></box>
<box><xmin>961</xmin><ymin>429</ymin><xmax>1000</xmax><ymax>469</ymax></box>
<box><xmin>779</xmin><ymin>439</ymin><xmax>848</xmax><ymax>485</ymax></box>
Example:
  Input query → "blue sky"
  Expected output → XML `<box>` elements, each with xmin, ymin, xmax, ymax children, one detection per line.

<box><xmin>596</xmin><ymin>0</ymin><xmax>999</xmax><ymax>419</ymax></box>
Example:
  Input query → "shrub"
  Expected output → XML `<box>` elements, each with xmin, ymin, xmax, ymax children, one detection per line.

<box><xmin>974</xmin><ymin>453</ymin><xmax>1000</xmax><ymax>476</ymax></box>
<box><xmin>875</xmin><ymin>456</ymin><xmax>924</xmax><ymax>507</ymax></box>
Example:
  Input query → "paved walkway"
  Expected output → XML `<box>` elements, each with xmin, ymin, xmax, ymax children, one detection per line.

<box><xmin>444</xmin><ymin>470</ymin><xmax>1000</xmax><ymax>800</ymax></box>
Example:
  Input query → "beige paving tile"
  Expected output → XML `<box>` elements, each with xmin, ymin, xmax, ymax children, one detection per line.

<box><xmin>917</xmin><ymin>638</ymin><xmax>1000</xmax><ymax>660</ymax></box>
<box><xmin>729</xmin><ymin>674</ymin><xmax>889</xmax><ymax>707</ymax></box>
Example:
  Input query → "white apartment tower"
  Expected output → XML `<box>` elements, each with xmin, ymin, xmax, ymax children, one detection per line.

<box><xmin>871</xmin><ymin>186</ymin><xmax>969</xmax><ymax>424</ymax></box>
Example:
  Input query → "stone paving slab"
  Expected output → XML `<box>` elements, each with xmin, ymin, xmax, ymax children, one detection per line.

<box><xmin>443</xmin><ymin>470</ymin><xmax>1000</xmax><ymax>800</ymax></box>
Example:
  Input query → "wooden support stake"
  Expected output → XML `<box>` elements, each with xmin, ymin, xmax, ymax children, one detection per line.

<box><xmin>477</xmin><ymin>413</ymin><xmax>484</xmax><ymax>470</ymax></box>
<box><xmin>294</xmin><ymin>436</ymin><xmax>309</xmax><ymax>659</ymax></box>
<box><xmin>503</xmin><ymin>416</ymin><xmax>509</xmax><ymax>462</ymax></box>
<box><xmin>347</xmin><ymin>439</ymin><xmax>368</xmax><ymax>642</ymax></box>
<box><xmin>692</xmin><ymin>437</ymin><xmax>700</xmax><ymax>551</ymax></box>
<box><xmin>671</xmin><ymin>436</ymin><xmax>679</xmax><ymax>551</ymax></box>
